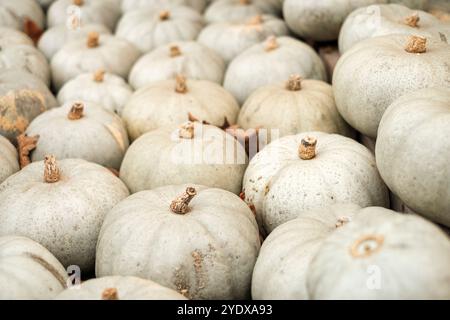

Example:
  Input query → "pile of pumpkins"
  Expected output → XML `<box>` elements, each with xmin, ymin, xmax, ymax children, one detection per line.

<box><xmin>0</xmin><ymin>0</ymin><xmax>449</xmax><ymax>300</ymax></box>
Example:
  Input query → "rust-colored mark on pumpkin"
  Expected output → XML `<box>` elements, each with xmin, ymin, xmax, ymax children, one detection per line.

<box><xmin>174</xmin><ymin>267</ymin><xmax>190</xmax><ymax>298</ymax></box>
<box><xmin>350</xmin><ymin>234</ymin><xmax>384</xmax><ymax>258</ymax></box>
<box><xmin>17</xmin><ymin>133</ymin><xmax>39</xmax><ymax>168</ymax></box>
<box><xmin>23</xmin><ymin>17</ymin><xmax>43</xmax><ymax>45</ymax></box>
<box><xmin>263</xmin><ymin>184</ymin><xmax>270</xmax><ymax>196</ymax></box>
<box><xmin>25</xmin><ymin>252</ymin><xmax>67</xmax><ymax>288</ymax></box>
<box><xmin>239</xmin><ymin>191</ymin><xmax>245</xmax><ymax>201</ymax></box>
<box><xmin>249</xmin><ymin>203</ymin><xmax>256</xmax><ymax>217</ymax></box>
<box><xmin>102</xmin><ymin>288</ymin><xmax>119</xmax><ymax>300</ymax></box>
<box><xmin>192</xmin><ymin>250</ymin><xmax>206</xmax><ymax>290</ymax></box>
<box><xmin>404</xmin><ymin>12</ymin><xmax>420</xmax><ymax>28</ymax></box>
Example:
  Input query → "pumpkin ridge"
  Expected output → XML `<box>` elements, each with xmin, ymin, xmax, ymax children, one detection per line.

<box><xmin>25</xmin><ymin>252</ymin><xmax>67</xmax><ymax>288</ymax></box>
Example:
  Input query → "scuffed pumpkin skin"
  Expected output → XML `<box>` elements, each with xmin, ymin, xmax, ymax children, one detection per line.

<box><xmin>96</xmin><ymin>184</ymin><xmax>260</xmax><ymax>300</ymax></box>
<box><xmin>0</xmin><ymin>135</ymin><xmax>19</xmax><ymax>184</ymax></box>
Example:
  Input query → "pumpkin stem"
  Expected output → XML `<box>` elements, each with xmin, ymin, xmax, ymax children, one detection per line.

<box><xmin>247</xmin><ymin>15</ymin><xmax>263</xmax><ymax>25</ymax></box>
<box><xmin>350</xmin><ymin>235</ymin><xmax>384</xmax><ymax>258</ymax></box>
<box><xmin>405</xmin><ymin>35</ymin><xmax>426</xmax><ymax>53</ymax></box>
<box><xmin>175</xmin><ymin>74</ymin><xmax>188</xmax><ymax>93</ymax></box>
<box><xmin>299</xmin><ymin>136</ymin><xmax>317</xmax><ymax>160</ymax></box>
<box><xmin>44</xmin><ymin>155</ymin><xmax>60</xmax><ymax>183</ymax></box>
<box><xmin>404</xmin><ymin>12</ymin><xmax>420</xmax><ymax>28</ymax></box>
<box><xmin>87</xmin><ymin>32</ymin><xmax>99</xmax><ymax>48</ymax></box>
<box><xmin>170</xmin><ymin>45</ymin><xmax>182</xmax><ymax>57</ymax></box>
<box><xmin>265</xmin><ymin>36</ymin><xmax>278</xmax><ymax>51</ymax></box>
<box><xmin>159</xmin><ymin>10</ymin><xmax>170</xmax><ymax>20</ymax></box>
<box><xmin>102</xmin><ymin>288</ymin><xmax>119</xmax><ymax>300</ymax></box>
<box><xmin>178</xmin><ymin>121</ymin><xmax>194</xmax><ymax>139</ymax></box>
<box><xmin>93</xmin><ymin>69</ymin><xmax>105</xmax><ymax>82</ymax></box>
<box><xmin>67</xmin><ymin>102</ymin><xmax>84</xmax><ymax>120</ymax></box>
<box><xmin>17</xmin><ymin>133</ymin><xmax>39</xmax><ymax>169</ymax></box>
<box><xmin>73</xmin><ymin>0</ymin><xmax>83</xmax><ymax>5</ymax></box>
<box><xmin>170</xmin><ymin>187</ymin><xmax>197</xmax><ymax>214</ymax></box>
<box><xmin>335</xmin><ymin>216</ymin><xmax>351</xmax><ymax>228</ymax></box>
<box><xmin>286</xmin><ymin>74</ymin><xmax>302</xmax><ymax>91</ymax></box>
<box><xmin>239</xmin><ymin>0</ymin><xmax>251</xmax><ymax>4</ymax></box>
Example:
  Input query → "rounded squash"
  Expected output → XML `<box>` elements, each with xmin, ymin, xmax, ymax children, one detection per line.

<box><xmin>0</xmin><ymin>27</ymin><xmax>34</xmax><ymax>48</ymax></box>
<box><xmin>204</xmin><ymin>0</ymin><xmax>282</xmax><ymax>23</ymax></box>
<box><xmin>0</xmin><ymin>156</ymin><xmax>129</xmax><ymax>272</ymax></box>
<box><xmin>129</xmin><ymin>41</ymin><xmax>225</xmax><ymax>89</ymax></box>
<box><xmin>242</xmin><ymin>131</ymin><xmax>389</xmax><ymax>234</ymax></box>
<box><xmin>0</xmin><ymin>0</ymin><xmax>45</xmax><ymax>36</ymax></box>
<box><xmin>0</xmin><ymin>135</ymin><xmax>19</xmax><ymax>184</ymax></box>
<box><xmin>121</xmin><ymin>0</ymin><xmax>207</xmax><ymax>13</ymax></box>
<box><xmin>333</xmin><ymin>34</ymin><xmax>450</xmax><ymax>138</ymax></box>
<box><xmin>376</xmin><ymin>87</ymin><xmax>450</xmax><ymax>227</ymax></box>
<box><xmin>96</xmin><ymin>184</ymin><xmax>260</xmax><ymax>299</ymax></box>
<box><xmin>224</xmin><ymin>36</ymin><xmax>327</xmax><ymax>104</ymax></box>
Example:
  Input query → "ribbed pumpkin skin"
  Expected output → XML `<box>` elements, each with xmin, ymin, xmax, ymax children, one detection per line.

<box><xmin>121</xmin><ymin>0</ymin><xmax>207</xmax><ymax>13</ymax></box>
<box><xmin>0</xmin><ymin>27</ymin><xmax>33</xmax><ymax>48</ymax></box>
<box><xmin>307</xmin><ymin>209</ymin><xmax>450</xmax><ymax>299</ymax></box>
<box><xmin>376</xmin><ymin>87</ymin><xmax>450</xmax><ymax>227</ymax></box>
<box><xmin>96</xmin><ymin>184</ymin><xmax>260</xmax><ymax>300</ymax></box>
<box><xmin>0</xmin><ymin>0</ymin><xmax>45</xmax><ymax>31</ymax></box>
<box><xmin>204</xmin><ymin>0</ymin><xmax>282</xmax><ymax>23</ymax></box>
<box><xmin>252</xmin><ymin>203</ymin><xmax>363</xmax><ymax>300</ymax></box>
<box><xmin>0</xmin><ymin>236</ymin><xmax>68</xmax><ymax>300</ymax></box>
<box><xmin>0</xmin><ymin>135</ymin><xmax>19</xmax><ymax>184</ymax></box>
<box><xmin>0</xmin><ymin>159</ymin><xmax>129</xmax><ymax>272</ymax></box>
<box><xmin>55</xmin><ymin>276</ymin><xmax>187</xmax><ymax>300</ymax></box>
<box><xmin>333</xmin><ymin>34</ymin><xmax>450</xmax><ymax>138</ymax></box>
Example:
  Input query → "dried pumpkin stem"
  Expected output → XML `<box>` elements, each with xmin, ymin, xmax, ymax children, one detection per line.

<box><xmin>404</xmin><ymin>13</ymin><xmax>420</xmax><ymax>28</ymax></box>
<box><xmin>175</xmin><ymin>74</ymin><xmax>188</xmax><ymax>93</ymax></box>
<box><xmin>265</xmin><ymin>36</ymin><xmax>278</xmax><ymax>51</ymax></box>
<box><xmin>170</xmin><ymin>45</ymin><xmax>182</xmax><ymax>57</ymax></box>
<box><xmin>93</xmin><ymin>69</ymin><xmax>105</xmax><ymax>82</ymax></box>
<box><xmin>159</xmin><ymin>10</ymin><xmax>170</xmax><ymax>20</ymax></box>
<box><xmin>102</xmin><ymin>288</ymin><xmax>119</xmax><ymax>300</ymax></box>
<box><xmin>17</xmin><ymin>133</ymin><xmax>39</xmax><ymax>169</ymax></box>
<box><xmin>350</xmin><ymin>235</ymin><xmax>384</xmax><ymax>258</ymax></box>
<box><xmin>239</xmin><ymin>0</ymin><xmax>251</xmax><ymax>5</ymax></box>
<box><xmin>405</xmin><ymin>35</ymin><xmax>426</xmax><ymax>53</ymax></box>
<box><xmin>87</xmin><ymin>32</ymin><xmax>99</xmax><ymax>48</ymax></box>
<box><xmin>299</xmin><ymin>136</ymin><xmax>317</xmax><ymax>160</ymax></box>
<box><xmin>67</xmin><ymin>103</ymin><xmax>84</xmax><ymax>120</ymax></box>
<box><xmin>44</xmin><ymin>155</ymin><xmax>60</xmax><ymax>183</ymax></box>
<box><xmin>170</xmin><ymin>187</ymin><xmax>197</xmax><ymax>214</ymax></box>
<box><xmin>178</xmin><ymin>121</ymin><xmax>194</xmax><ymax>139</ymax></box>
<box><xmin>247</xmin><ymin>15</ymin><xmax>263</xmax><ymax>25</ymax></box>
<box><xmin>73</xmin><ymin>0</ymin><xmax>84</xmax><ymax>5</ymax></box>
<box><xmin>335</xmin><ymin>216</ymin><xmax>351</xmax><ymax>228</ymax></box>
<box><xmin>286</xmin><ymin>74</ymin><xmax>302</xmax><ymax>91</ymax></box>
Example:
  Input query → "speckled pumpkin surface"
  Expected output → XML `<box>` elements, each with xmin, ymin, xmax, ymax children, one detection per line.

<box><xmin>0</xmin><ymin>135</ymin><xmax>19</xmax><ymax>184</ymax></box>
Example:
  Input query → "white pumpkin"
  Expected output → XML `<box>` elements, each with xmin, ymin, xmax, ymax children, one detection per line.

<box><xmin>96</xmin><ymin>184</ymin><xmax>260</xmax><ymax>299</ymax></box>
<box><xmin>198</xmin><ymin>14</ymin><xmax>289</xmax><ymax>64</ymax></box>
<box><xmin>0</xmin><ymin>157</ymin><xmax>129</xmax><ymax>272</ymax></box>
<box><xmin>0</xmin><ymin>135</ymin><xmax>19</xmax><ymax>184</ymax></box>
<box><xmin>57</xmin><ymin>70</ymin><xmax>133</xmax><ymax>115</ymax></box>
<box><xmin>120</xmin><ymin>122</ymin><xmax>247</xmax><ymax>194</ymax></box>
<box><xmin>25</xmin><ymin>101</ymin><xmax>129</xmax><ymax>170</ymax></box>
<box><xmin>38</xmin><ymin>23</ymin><xmax>111</xmax><ymax>60</ymax></box>
<box><xmin>0</xmin><ymin>45</ymin><xmax>50</xmax><ymax>87</ymax></box>
<box><xmin>307</xmin><ymin>209</ymin><xmax>450</xmax><ymax>299</ymax></box>
<box><xmin>204</xmin><ymin>0</ymin><xmax>282</xmax><ymax>23</ymax></box>
<box><xmin>122</xmin><ymin>76</ymin><xmax>239</xmax><ymax>140</ymax></box>
<box><xmin>224</xmin><ymin>36</ymin><xmax>327</xmax><ymax>104</ymax></box>
<box><xmin>0</xmin><ymin>27</ymin><xmax>33</xmax><ymax>48</ymax></box>
<box><xmin>37</xmin><ymin>0</ymin><xmax>56</xmax><ymax>9</ymax></box>
<box><xmin>339</xmin><ymin>4</ymin><xmax>450</xmax><ymax>53</ymax></box>
<box><xmin>391</xmin><ymin>0</ymin><xmax>428</xmax><ymax>9</ymax></box>
<box><xmin>242</xmin><ymin>132</ymin><xmax>389</xmax><ymax>234</ymax></box>
<box><xmin>0</xmin><ymin>236</ymin><xmax>68</xmax><ymax>300</ymax></box>
<box><xmin>333</xmin><ymin>34</ymin><xmax>450</xmax><ymax>138</ymax></box>
<box><xmin>129</xmin><ymin>41</ymin><xmax>225</xmax><ymax>89</ymax></box>
<box><xmin>237</xmin><ymin>75</ymin><xmax>355</xmax><ymax>142</ymax></box>
<box><xmin>51</xmin><ymin>32</ymin><xmax>140</xmax><ymax>91</ymax></box>
<box><xmin>376</xmin><ymin>87</ymin><xmax>450</xmax><ymax>227</ymax></box>
<box><xmin>0</xmin><ymin>70</ymin><xmax>58</xmax><ymax>142</ymax></box>
<box><xmin>116</xmin><ymin>6</ymin><xmax>204</xmax><ymax>53</ymax></box>
<box><xmin>0</xmin><ymin>0</ymin><xmax>45</xmax><ymax>33</ymax></box>
<box><xmin>252</xmin><ymin>203</ymin><xmax>363</xmax><ymax>300</ymax></box>
<box><xmin>47</xmin><ymin>0</ymin><xmax>121</xmax><ymax>30</ymax></box>
<box><xmin>121</xmin><ymin>0</ymin><xmax>207</xmax><ymax>13</ymax></box>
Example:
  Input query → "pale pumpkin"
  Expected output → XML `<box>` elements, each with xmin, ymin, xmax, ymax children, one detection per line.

<box><xmin>25</xmin><ymin>102</ymin><xmax>129</xmax><ymax>170</ymax></box>
<box><xmin>116</xmin><ymin>6</ymin><xmax>204</xmax><ymax>53</ymax></box>
<box><xmin>339</xmin><ymin>4</ymin><xmax>450</xmax><ymax>53</ymax></box>
<box><xmin>0</xmin><ymin>0</ymin><xmax>45</xmax><ymax>35</ymax></box>
<box><xmin>129</xmin><ymin>41</ymin><xmax>225</xmax><ymax>89</ymax></box>
<box><xmin>96</xmin><ymin>184</ymin><xmax>260</xmax><ymax>299</ymax></box>
<box><xmin>198</xmin><ymin>14</ymin><xmax>289</xmax><ymax>64</ymax></box>
<box><xmin>0</xmin><ymin>45</ymin><xmax>50</xmax><ymax>87</ymax></box>
<box><xmin>37</xmin><ymin>0</ymin><xmax>56</xmax><ymax>9</ymax></box>
<box><xmin>237</xmin><ymin>75</ymin><xmax>355</xmax><ymax>142</ymax></box>
<box><xmin>51</xmin><ymin>32</ymin><xmax>140</xmax><ymax>91</ymax></box>
<box><xmin>252</xmin><ymin>203</ymin><xmax>363</xmax><ymax>300</ymax></box>
<box><xmin>0</xmin><ymin>70</ymin><xmax>57</xmax><ymax>142</ymax></box>
<box><xmin>122</xmin><ymin>76</ymin><xmax>239</xmax><ymax>140</ymax></box>
<box><xmin>47</xmin><ymin>0</ymin><xmax>121</xmax><ymax>30</ymax></box>
<box><xmin>376</xmin><ymin>87</ymin><xmax>450</xmax><ymax>227</ymax></box>
<box><xmin>204</xmin><ymin>0</ymin><xmax>282</xmax><ymax>23</ymax></box>
<box><xmin>0</xmin><ymin>135</ymin><xmax>19</xmax><ymax>184</ymax></box>
<box><xmin>57</xmin><ymin>70</ymin><xmax>133</xmax><ymax>115</ymax></box>
<box><xmin>56</xmin><ymin>276</ymin><xmax>187</xmax><ymax>300</ymax></box>
<box><xmin>120</xmin><ymin>122</ymin><xmax>247</xmax><ymax>194</ymax></box>
<box><xmin>428</xmin><ymin>0</ymin><xmax>450</xmax><ymax>22</ymax></box>
<box><xmin>242</xmin><ymin>132</ymin><xmax>389</xmax><ymax>234</ymax></box>
<box><xmin>224</xmin><ymin>36</ymin><xmax>327</xmax><ymax>104</ymax></box>
<box><xmin>0</xmin><ymin>236</ymin><xmax>68</xmax><ymax>300</ymax></box>
<box><xmin>0</xmin><ymin>27</ymin><xmax>34</xmax><ymax>48</ymax></box>
<box><xmin>0</xmin><ymin>156</ymin><xmax>129</xmax><ymax>272</ymax></box>
<box><xmin>307</xmin><ymin>208</ymin><xmax>450</xmax><ymax>299</ymax></box>
<box><xmin>38</xmin><ymin>23</ymin><xmax>111</xmax><ymax>60</ymax></box>
<box><xmin>121</xmin><ymin>0</ymin><xmax>207</xmax><ymax>13</ymax></box>
<box><xmin>333</xmin><ymin>34</ymin><xmax>450</xmax><ymax>138</ymax></box>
